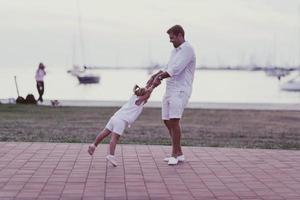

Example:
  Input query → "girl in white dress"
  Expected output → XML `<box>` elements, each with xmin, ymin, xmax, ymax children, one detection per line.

<box><xmin>88</xmin><ymin>84</ymin><xmax>154</xmax><ymax>167</ymax></box>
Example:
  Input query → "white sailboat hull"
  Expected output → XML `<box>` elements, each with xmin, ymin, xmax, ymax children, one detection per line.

<box><xmin>280</xmin><ymin>77</ymin><xmax>300</xmax><ymax>91</ymax></box>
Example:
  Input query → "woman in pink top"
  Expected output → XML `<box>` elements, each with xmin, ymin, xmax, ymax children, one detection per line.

<box><xmin>35</xmin><ymin>63</ymin><xmax>46</xmax><ymax>102</ymax></box>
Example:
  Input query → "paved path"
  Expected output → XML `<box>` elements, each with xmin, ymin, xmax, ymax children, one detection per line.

<box><xmin>0</xmin><ymin>142</ymin><xmax>299</xmax><ymax>200</ymax></box>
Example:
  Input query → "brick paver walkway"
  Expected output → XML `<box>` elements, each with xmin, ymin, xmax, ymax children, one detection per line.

<box><xmin>0</xmin><ymin>142</ymin><xmax>299</xmax><ymax>200</ymax></box>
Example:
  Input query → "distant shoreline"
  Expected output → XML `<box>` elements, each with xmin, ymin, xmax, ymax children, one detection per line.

<box><xmin>82</xmin><ymin>65</ymin><xmax>300</xmax><ymax>71</ymax></box>
<box><xmin>1</xmin><ymin>98</ymin><xmax>300</xmax><ymax>111</ymax></box>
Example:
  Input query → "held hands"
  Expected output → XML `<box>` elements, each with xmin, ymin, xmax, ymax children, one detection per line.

<box><xmin>135</xmin><ymin>87</ymin><xmax>153</xmax><ymax>106</ymax></box>
<box><xmin>146</xmin><ymin>70</ymin><xmax>164</xmax><ymax>88</ymax></box>
<box><xmin>152</xmin><ymin>76</ymin><xmax>162</xmax><ymax>87</ymax></box>
<box><xmin>146</xmin><ymin>76</ymin><xmax>154</xmax><ymax>88</ymax></box>
<box><xmin>146</xmin><ymin>75</ymin><xmax>162</xmax><ymax>88</ymax></box>
<box><xmin>138</xmin><ymin>71</ymin><xmax>165</xmax><ymax>106</ymax></box>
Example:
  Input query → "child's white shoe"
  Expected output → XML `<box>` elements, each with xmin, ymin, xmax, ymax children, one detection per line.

<box><xmin>106</xmin><ymin>155</ymin><xmax>118</xmax><ymax>167</ymax></box>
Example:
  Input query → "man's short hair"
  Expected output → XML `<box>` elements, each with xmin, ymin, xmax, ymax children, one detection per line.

<box><xmin>167</xmin><ymin>25</ymin><xmax>185</xmax><ymax>37</ymax></box>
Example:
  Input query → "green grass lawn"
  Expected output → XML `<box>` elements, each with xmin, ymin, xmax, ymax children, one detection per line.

<box><xmin>1</xmin><ymin>104</ymin><xmax>300</xmax><ymax>149</ymax></box>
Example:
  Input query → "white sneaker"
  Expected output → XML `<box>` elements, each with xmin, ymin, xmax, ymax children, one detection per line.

<box><xmin>177</xmin><ymin>155</ymin><xmax>185</xmax><ymax>162</ymax></box>
<box><xmin>168</xmin><ymin>157</ymin><xmax>178</xmax><ymax>165</ymax></box>
<box><xmin>106</xmin><ymin>155</ymin><xmax>117</xmax><ymax>167</ymax></box>
<box><xmin>163</xmin><ymin>157</ymin><xmax>170</xmax><ymax>162</ymax></box>
<box><xmin>164</xmin><ymin>155</ymin><xmax>185</xmax><ymax>162</ymax></box>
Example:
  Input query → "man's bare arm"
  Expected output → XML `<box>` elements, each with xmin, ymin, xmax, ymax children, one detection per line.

<box><xmin>146</xmin><ymin>70</ymin><xmax>164</xmax><ymax>88</ymax></box>
<box><xmin>155</xmin><ymin>71</ymin><xmax>170</xmax><ymax>81</ymax></box>
<box><xmin>147</xmin><ymin>70</ymin><xmax>171</xmax><ymax>88</ymax></box>
<box><xmin>150</xmin><ymin>71</ymin><xmax>170</xmax><ymax>87</ymax></box>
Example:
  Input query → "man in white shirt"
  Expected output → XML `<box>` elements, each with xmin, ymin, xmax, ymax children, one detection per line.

<box><xmin>147</xmin><ymin>25</ymin><xmax>196</xmax><ymax>165</ymax></box>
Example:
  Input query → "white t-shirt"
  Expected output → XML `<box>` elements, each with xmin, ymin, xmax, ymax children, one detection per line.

<box><xmin>35</xmin><ymin>69</ymin><xmax>46</xmax><ymax>82</ymax></box>
<box><xmin>165</xmin><ymin>41</ymin><xmax>196</xmax><ymax>97</ymax></box>
<box><xmin>113</xmin><ymin>95</ymin><xmax>144</xmax><ymax>125</ymax></box>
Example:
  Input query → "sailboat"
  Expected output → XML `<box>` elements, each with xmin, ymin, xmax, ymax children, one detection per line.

<box><xmin>280</xmin><ymin>75</ymin><xmax>300</xmax><ymax>91</ymax></box>
<box><xmin>67</xmin><ymin>66</ymin><xmax>100</xmax><ymax>84</ymax></box>
<box><xmin>76</xmin><ymin>67</ymin><xmax>100</xmax><ymax>84</ymax></box>
<box><xmin>68</xmin><ymin>0</ymin><xmax>100</xmax><ymax>84</ymax></box>
<box><xmin>280</xmin><ymin>8</ymin><xmax>300</xmax><ymax>91</ymax></box>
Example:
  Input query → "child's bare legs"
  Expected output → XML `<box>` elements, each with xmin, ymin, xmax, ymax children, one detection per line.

<box><xmin>105</xmin><ymin>133</ymin><xmax>120</xmax><ymax>167</ymax></box>
<box><xmin>94</xmin><ymin>128</ymin><xmax>111</xmax><ymax>146</ymax></box>
<box><xmin>109</xmin><ymin>133</ymin><xmax>120</xmax><ymax>156</ymax></box>
<box><xmin>88</xmin><ymin>128</ymin><xmax>111</xmax><ymax>155</ymax></box>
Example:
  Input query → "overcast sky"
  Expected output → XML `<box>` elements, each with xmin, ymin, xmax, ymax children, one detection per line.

<box><xmin>1</xmin><ymin>0</ymin><xmax>300</xmax><ymax>69</ymax></box>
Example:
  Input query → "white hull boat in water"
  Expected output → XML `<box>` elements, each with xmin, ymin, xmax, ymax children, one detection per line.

<box><xmin>280</xmin><ymin>76</ymin><xmax>300</xmax><ymax>91</ymax></box>
<box><xmin>67</xmin><ymin>66</ymin><xmax>100</xmax><ymax>84</ymax></box>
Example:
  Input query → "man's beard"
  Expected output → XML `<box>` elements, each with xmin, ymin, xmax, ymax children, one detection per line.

<box><xmin>173</xmin><ymin>42</ymin><xmax>179</xmax><ymax>48</ymax></box>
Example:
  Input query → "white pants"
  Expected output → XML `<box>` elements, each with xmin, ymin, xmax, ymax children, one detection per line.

<box><xmin>105</xmin><ymin>116</ymin><xmax>128</xmax><ymax>135</ymax></box>
<box><xmin>162</xmin><ymin>91</ymin><xmax>189</xmax><ymax>120</ymax></box>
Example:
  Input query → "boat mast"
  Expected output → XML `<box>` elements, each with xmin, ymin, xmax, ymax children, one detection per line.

<box><xmin>76</xmin><ymin>0</ymin><xmax>86</xmax><ymax>66</ymax></box>
<box><xmin>298</xmin><ymin>5</ymin><xmax>300</xmax><ymax>70</ymax></box>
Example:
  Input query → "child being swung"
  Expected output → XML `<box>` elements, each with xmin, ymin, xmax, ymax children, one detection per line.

<box><xmin>88</xmin><ymin>84</ymin><xmax>154</xmax><ymax>166</ymax></box>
